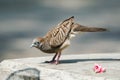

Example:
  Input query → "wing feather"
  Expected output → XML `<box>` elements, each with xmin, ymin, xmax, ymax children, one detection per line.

<box><xmin>45</xmin><ymin>16</ymin><xmax>74</xmax><ymax>48</ymax></box>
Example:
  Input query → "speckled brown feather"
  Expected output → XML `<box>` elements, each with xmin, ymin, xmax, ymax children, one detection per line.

<box><xmin>44</xmin><ymin>16</ymin><xmax>74</xmax><ymax>48</ymax></box>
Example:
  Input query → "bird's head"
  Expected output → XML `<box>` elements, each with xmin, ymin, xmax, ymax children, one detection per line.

<box><xmin>30</xmin><ymin>37</ymin><xmax>43</xmax><ymax>48</ymax></box>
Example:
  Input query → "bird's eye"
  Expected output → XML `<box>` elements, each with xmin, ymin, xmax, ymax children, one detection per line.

<box><xmin>34</xmin><ymin>42</ymin><xmax>39</xmax><ymax>45</ymax></box>
<box><xmin>36</xmin><ymin>42</ymin><xmax>40</xmax><ymax>44</ymax></box>
<box><xmin>34</xmin><ymin>42</ymin><xmax>40</xmax><ymax>45</ymax></box>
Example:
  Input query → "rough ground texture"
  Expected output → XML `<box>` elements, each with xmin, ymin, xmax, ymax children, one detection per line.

<box><xmin>0</xmin><ymin>53</ymin><xmax>120</xmax><ymax>80</ymax></box>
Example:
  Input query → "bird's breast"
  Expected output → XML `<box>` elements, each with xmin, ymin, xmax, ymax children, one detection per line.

<box><xmin>38</xmin><ymin>37</ymin><xmax>71</xmax><ymax>53</ymax></box>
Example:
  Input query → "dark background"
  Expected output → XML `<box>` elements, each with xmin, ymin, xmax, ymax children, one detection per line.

<box><xmin>0</xmin><ymin>0</ymin><xmax>120</xmax><ymax>61</ymax></box>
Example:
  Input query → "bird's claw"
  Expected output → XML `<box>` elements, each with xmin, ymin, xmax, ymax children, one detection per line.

<box><xmin>45</xmin><ymin>60</ymin><xmax>59</xmax><ymax>65</ymax></box>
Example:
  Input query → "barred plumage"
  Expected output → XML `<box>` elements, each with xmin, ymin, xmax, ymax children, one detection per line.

<box><xmin>44</xmin><ymin>16</ymin><xmax>74</xmax><ymax>48</ymax></box>
<box><xmin>31</xmin><ymin>16</ymin><xmax>107</xmax><ymax>64</ymax></box>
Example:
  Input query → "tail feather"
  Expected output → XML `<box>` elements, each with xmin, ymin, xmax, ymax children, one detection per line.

<box><xmin>73</xmin><ymin>23</ymin><xmax>107</xmax><ymax>32</ymax></box>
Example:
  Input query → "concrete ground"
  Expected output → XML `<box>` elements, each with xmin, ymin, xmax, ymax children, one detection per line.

<box><xmin>0</xmin><ymin>53</ymin><xmax>120</xmax><ymax>80</ymax></box>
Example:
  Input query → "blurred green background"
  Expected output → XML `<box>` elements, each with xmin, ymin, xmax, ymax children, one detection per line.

<box><xmin>0</xmin><ymin>0</ymin><xmax>120</xmax><ymax>61</ymax></box>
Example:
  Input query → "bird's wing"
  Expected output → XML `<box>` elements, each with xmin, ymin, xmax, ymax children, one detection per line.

<box><xmin>45</xmin><ymin>16</ymin><xmax>74</xmax><ymax>48</ymax></box>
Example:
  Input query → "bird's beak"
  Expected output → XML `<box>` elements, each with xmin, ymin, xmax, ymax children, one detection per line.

<box><xmin>30</xmin><ymin>44</ymin><xmax>35</xmax><ymax>48</ymax></box>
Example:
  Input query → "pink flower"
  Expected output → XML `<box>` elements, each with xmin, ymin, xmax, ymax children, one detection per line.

<box><xmin>93</xmin><ymin>64</ymin><xmax>106</xmax><ymax>73</ymax></box>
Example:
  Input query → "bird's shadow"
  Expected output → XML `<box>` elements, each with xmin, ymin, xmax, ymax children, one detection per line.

<box><xmin>59</xmin><ymin>58</ymin><xmax>120</xmax><ymax>64</ymax></box>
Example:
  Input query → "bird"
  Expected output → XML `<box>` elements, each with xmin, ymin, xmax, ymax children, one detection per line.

<box><xmin>31</xmin><ymin>16</ymin><xmax>107</xmax><ymax>64</ymax></box>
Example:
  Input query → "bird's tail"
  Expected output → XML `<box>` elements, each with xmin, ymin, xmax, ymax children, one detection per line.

<box><xmin>73</xmin><ymin>23</ymin><xmax>107</xmax><ymax>32</ymax></box>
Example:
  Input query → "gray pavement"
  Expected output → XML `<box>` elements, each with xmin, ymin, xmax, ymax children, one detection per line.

<box><xmin>0</xmin><ymin>53</ymin><xmax>120</xmax><ymax>80</ymax></box>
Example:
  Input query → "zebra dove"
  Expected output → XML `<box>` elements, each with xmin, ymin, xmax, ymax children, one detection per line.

<box><xmin>31</xmin><ymin>16</ymin><xmax>107</xmax><ymax>64</ymax></box>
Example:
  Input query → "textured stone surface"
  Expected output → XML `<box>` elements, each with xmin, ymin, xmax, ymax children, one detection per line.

<box><xmin>0</xmin><ymin>53</ymin><xmax>120</xmax><ymax>80</ymax></box>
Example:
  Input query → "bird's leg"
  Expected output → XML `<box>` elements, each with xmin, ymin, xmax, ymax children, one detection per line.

<box><xmin>45</xmin><ymin>53</ymin><xmax>57</xmax><ymax>63</ymax></box>
<box><xmin>51</xmin><ymin>52</ymin><xmax>58</xmax><ymax>62</ymax></box>
<box><xmin>54</xmin><ymin>51</ymin><xmax>61</xmax><ymax>65</ymax></box>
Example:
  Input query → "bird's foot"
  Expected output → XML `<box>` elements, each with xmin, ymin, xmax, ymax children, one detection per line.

<box><xmin>45</xmin><ymin>60</ymin><xmax>56</xmax><ymax>63</ymax></box>
<box><xmin>45</xmin><ymin>60</ymin><xmax>60</xmax><ymax>65</ymax></box>
<box><xmin>53</xmin><ymin>61</ymin><xmax>60</xmax><ymax>65</ymax></box>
